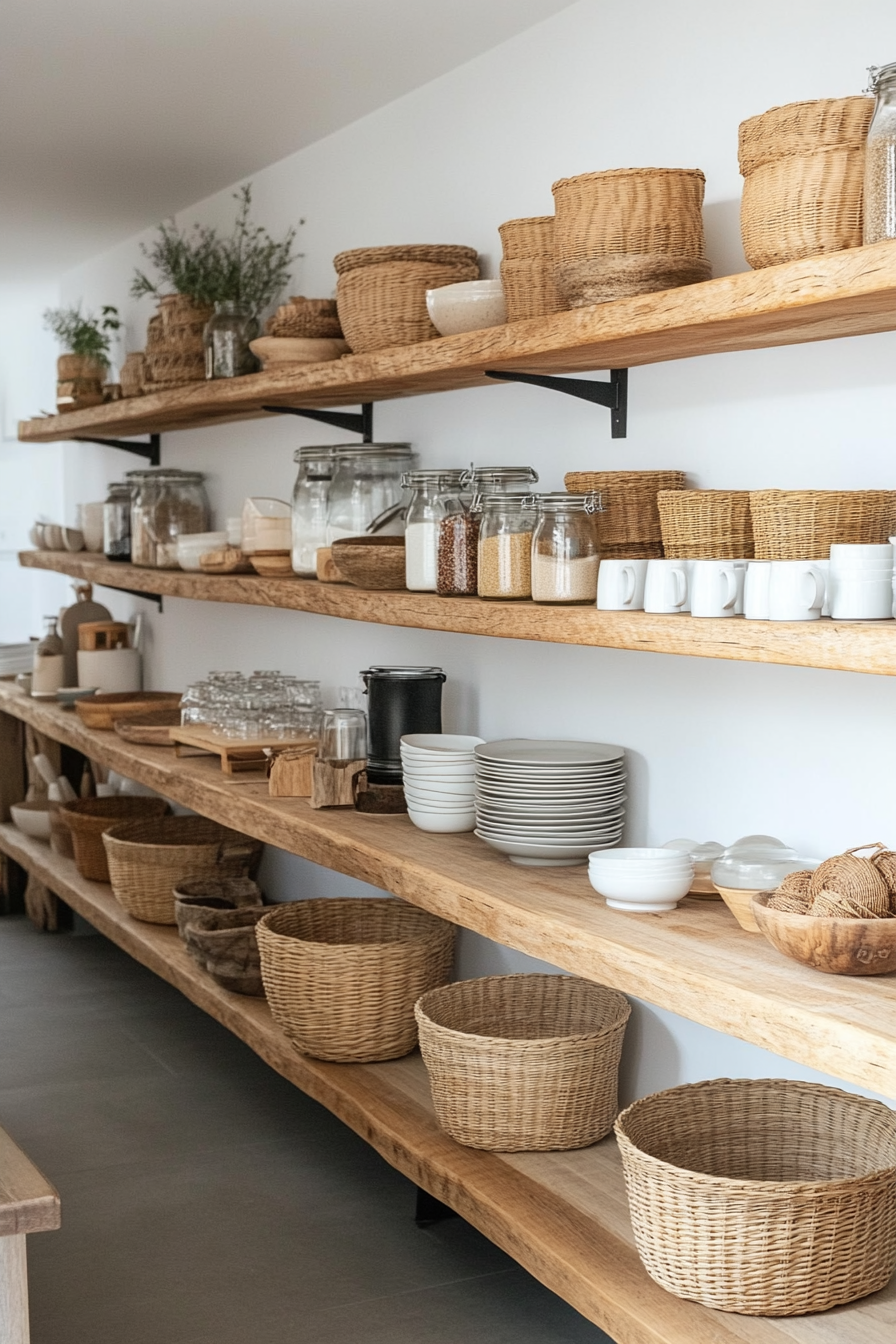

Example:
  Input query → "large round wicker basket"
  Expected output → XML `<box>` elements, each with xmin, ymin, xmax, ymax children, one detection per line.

<box><xmin>256</xmin><ymin>898</ymin><xmax>455</xmax><ymax>1062</ymax></box>
<box><xmin>615</xmin><ymin>1077</ymin><xmax>896</xmax><ymax>1316</ymax></box>
<box><xmin>336</xmin><ymin>257</ymin><xmax>480</xmax><ymax>353</ymax></box>
<box><xmin>749</xmin><ymin>489</ymin><xmax>896</xmax><ymax>559</ymax></box>
<box><xmin>415</xmin><ymin>974</ymin><xmax>630</xmax><ymax>1152</ymax></box>
<box><xmin>59</xmin><ymin>795</ymin><xmax>169</xmax><ymax>883</ymax></box>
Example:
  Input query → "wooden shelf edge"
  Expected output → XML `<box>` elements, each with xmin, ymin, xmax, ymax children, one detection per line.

<box><xmin>19</xmin><ymin>551</ymin><xmax>896</xmax><ymax>678</ymax></box>
<box><xmin>0</xmin><ymin>1122</ymin><xmax>60</xmax><ymax>1237</ymax></box>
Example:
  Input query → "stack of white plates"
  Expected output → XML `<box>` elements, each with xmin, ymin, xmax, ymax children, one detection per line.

<box><xmin>401</xmin><ymin>734</ymin><xmax>485</xmax><ymax>834</ymax></box>
<box><xmin>474</xmin><ymin>739</ymin><xmax>626</xmax><ymax>866</ymax></box>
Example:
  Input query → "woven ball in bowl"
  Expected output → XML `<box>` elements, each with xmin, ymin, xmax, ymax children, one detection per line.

<box><xmin>808</xmin><ymin>851</ymin><xmax>889</xmax><ymax>912</ymax></box>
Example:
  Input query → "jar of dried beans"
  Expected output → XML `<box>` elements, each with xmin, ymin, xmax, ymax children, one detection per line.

<box><xmin>530</xmin><ymin>493</ymin><xmax>602</xmax><ymax>604</ymax></box>
<box><xmin>476</xmin><ymin>494</ymin><xmax>536</xmax><ymax>600</ymax></box>
<box><xmin>865</xmin><ymin>63</ymin><xmax>896</xmax><ymax>243</ymax></box>
<box><xmin>436</xmin><ymin>489</ymin><xmax>478</xmax><ymax>596</ymax></box>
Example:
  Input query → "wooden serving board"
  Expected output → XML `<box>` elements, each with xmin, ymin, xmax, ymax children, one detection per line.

<box><xmin>170</xmin><ymin>723</ymin><xmax>317</xmax><ymax>775</ymax></box>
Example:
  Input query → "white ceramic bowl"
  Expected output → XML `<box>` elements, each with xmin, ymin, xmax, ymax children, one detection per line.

<box><xmin>589</xmin><ymin>856</ymin><xmax>691</xmax><ymax>871</ymax></box>
<box><xmin>425</xmin><ymin>280</ymin><xmax>506</xmax><ymax>337</ymax></box>
<box><xmin>404</xmin><ymin>779</ymin><xmax>477</xmax><ymax>799</ymax></box>
<box><xmin>407</xmin><ymin>807</ymin><xmax>476</xmax><ymax>833</ymax></box>
<box><xmin>401</xmin><ymin>733</ymin><xmax>484</xmax><ymax>753</ymax></box>
<box><xmin>62</xmin><ymin>526</ymin><xmax>85</xmax><ymax>552</ymax></box>
<box><xmin>589</xmin><ymin>869</ymin><xmax>693</xmax><ymax>903</ymax></box>
<box><xmin>44</xmin><ymin>523</ymin><xmax>64</xmax><ymax>550</ymax></box>
<box><xmin>177</xmin><ymin>531</ymin><xmax>228</xmax><ymax>571</ymax></box>
<box><xmin>403</xmin><ymin>766</ymin><xmax>476</xmax><ymax>781</ymax></box>
<box><xmin>404</xmin><ymin>790</ymin><xmax>476</xmax><ymax>811</ymax></box>
<box><xmin>10</xmin><ymin>801</ymin><xmax>52</xmax><ymax>840</ymax></box>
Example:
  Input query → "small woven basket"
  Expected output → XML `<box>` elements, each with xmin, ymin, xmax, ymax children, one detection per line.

<box><xmin>256</xmin><ymin>898</ymin><xmax>455</xmax><ymax>1062</ymax></box>
<box><xmin>739</xmin><ymin>96</ymin><xmax>874</xmax><ymax>174</ymax></box>
<box><xmin>333</xmin><ymin>244</ymin><xmax>478</xmax><ymax>275</ymax></box>
<box><xmin>415</xmin><ymin>974</ymin><xmax>630</xmax><ymax>1152</ymax></box>
<box><xmin>59</xmin><ymin>796</ymin><xmax>169</xmax><ymax>883</ymax></box>
<box><xmin>500</xmin><ymin>259</ymin><xmax>566</xmax><ymax>322</ymax></box>
<box><xmin>266</xmin><ymin>297</ymin><xmax>342</xmax><ymax>339</ymax></box>
<box><xmin>565</xmin><ymin>470</ymin><xmax>686</xmax><ymax>553</ymax></box>
<box><xmin>337</xmin><ymin>258</ymin><xmax>480</xmax><ymax>353</ymax></box>
<box><xmin>658</xmin><ymin>489</ymin><xmax>754</xmax><ymax>558</ymax></box>
<box><xmin>103</xmin><ymin>816</ymin><xmax>261</xmax><ymax>925</ymax></box>
<box><xmin>498</xmin><ymin>215</ymin><xmax>555</xmax><ymax>261</ymax></box>
<box><xmin>615</xmin><ymin>1077</ymin><xmax>896</xmax><ymax>1316</ymax></box>
<box><xmin>749</xmin><ymin>489</ymin><xmax>896</xmax><ymax>559</ymax></box>
<box><xmin>120</xmin><ymin>352</ymin><xmax>146</xmax><ymax>399</ymax></box>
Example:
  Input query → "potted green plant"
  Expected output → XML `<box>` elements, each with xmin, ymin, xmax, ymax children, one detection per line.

<box><xmin>131</xmin><ymin>219</ymin><xmax>221</xmax><ymax>389</ymax></box>
<box><xmin>43</xmin><ymin>304</ymin><xmax>121</xmax><ymax>412</ymax></box>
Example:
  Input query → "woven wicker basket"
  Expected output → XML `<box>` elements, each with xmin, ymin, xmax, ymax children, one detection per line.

<box><xmin>266</xmin><ymin>297</ymin><xmax>342</xmax><ymax>339</ymax></box>
<box><xmin>658</xmin><ymin>489</ymin><xmax>754</xmax><ymax>559</ymax></box>
<box><xmin>337</xmin><ymin>258</ymin><xmax>480</xmax><ymax>353</ymax></box>
<box><xmin>738</xmin><ymin>96</ymin><xmax>873</xmax><ymax>174</ymax></box>
<box><xmin>749</xmin><ymin>489</ymin><xmax>896</xmax><ymax>559</ymax></box>
<box><xmin>60</xmin><ymin>796</ymin><xmax>169</xmax><ymax>883</ymax></box>
<box><xmin>552</xmin><ymin>169</ymin><xmax>710</xmax><ymax>306</ymax></box>
<box><xmin>500</xmin><ymin>259</ymin><xmax>566</xmax><ymax>322</ymax></box>
<box><xmin>103</xmin><ymin>816</ymin><xmax>261</xmax><ymax>925</ymax></box>
<box><xmin>565</xmin><ymin>470</ymin><xmax>686</xmax><ymax>552</ymax></box>
<box><xmin>616</xmin><ymin>1077</ymin><xmax>896</xmax><ymax>1316</ymax></box>
<box><xmin>415</xmin><ymin>974</ymin><xmax>630</xmax><ymax>1152</ymax></box>
<box><xmin>256</xmin><ymin>898</ymin><xmax>455</xmax><ymax>1062</ymax></box>
<box><xmin>120</xmin><ymin>352</ymin><xmax>146</xmax><ymax>398</ymax></box>
<box><xmin>498</xmin><ymin>216</ymin><xmax>555</xmax><ymax>261</ymax></box>
<box><xmin>157</xmin><ymin>294</ymin><xmax>213</xmax><ymax>332</ymax></box>
<box><xmin>333</xmin><ymin>244</ymin><xmax>478</xmax><ymax>275</ymax></box>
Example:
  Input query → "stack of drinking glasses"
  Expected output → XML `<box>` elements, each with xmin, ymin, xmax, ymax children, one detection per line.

<box><xmin>180</xmin><ymin>671</ymin><xmax>323</xmax><ymax>739</ymax></box>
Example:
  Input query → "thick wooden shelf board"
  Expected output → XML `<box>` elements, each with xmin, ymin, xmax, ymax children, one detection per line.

<box><xmin>0</xmin><ymin>1122</ymin><xmax>59</xmax><ymax>1238</ymax></box>
<box><xmin>18</xmin><ymin>243</ymin><xmax>896</xmax><ymax>443</ymax></box>
<box><xmin>3</xmin><ymin>681</ymin><xmax>896</xmax><ymax>1099</ymax></box>
<box><xmin>2</xmin><ymin>823</ymin><xmax>893</xmax><ymax>1344</ymax></box>
<box><xmin>19</xmin><ymin>551</ymin><xmax>896</xmax><ymax>677</ymax></box>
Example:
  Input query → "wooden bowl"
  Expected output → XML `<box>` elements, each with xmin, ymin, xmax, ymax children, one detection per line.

<box><xmin>249</xmin><ymin>552</ymin><xmax>294</xmax><ymax>577</ymax></box>
<box><xmin>752</xmin><ymin>892</ymin><xmax>896</xmax><ymax>974</ymax></box>
<box><xmin>331</xmin><ymin>535</ymin><xmax>406</xmax><ymax>590</ymax></box>
<box><xmin>714</xmin><ymin>884</ymin><xmax>763</xmax><ymax>932</ymax></box>
<box><xmin>113</xmin><ymin>707</ymin><xmax>182</xmax><ymax>745</ymax></box>
<box><xmin>250</xmin><ymin>336</ymin><xmax>349</xmax><ymax>367</ymax></box>
<box><xmin>75</xmin><ymin>691</ymin><xmax>182</xmax><ymax>731</ymax></box>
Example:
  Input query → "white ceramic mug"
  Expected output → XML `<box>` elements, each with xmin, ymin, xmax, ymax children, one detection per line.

<box><xmin>643</xmin><ymin>559</ymin><xmax>689</xmax><ymax>614</ymax></box>
<box><xmin>596</xmin><ymin>558</ymin><xmax>648</xmax><ymax>611</ymax></box>
<box><xmin>743</xmin><ymin>561</ymin><xmax>771</xmax><ymax>619</ymax></box>
<box><xmin>767</xmin><ymin>561</ymin><xmax>826</xmax><ymax>621</ymax></box>
<box><xmin>689</xmin><ymin>560</ymin><xmax>740</xmax><ymax>618</ymax></box>
<box><xmin>830</xmin><ymin>574</ymin><xmax>894</xmax><ymax>621</ymax></box>
<box><xmin>77</xmin><ymin>647</ymin><xmax>142</xmax><ymax>693</ymax></box>
<box><xmin>830</xmin><ymin>543</ymin><xmax>894</xmax><ymax>568</ymax></box>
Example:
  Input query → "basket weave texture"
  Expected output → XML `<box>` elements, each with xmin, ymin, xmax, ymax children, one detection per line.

<box><xmin>565</xmin><ymin>470</ymin><xmax>686</xmax><ymax>554</ymax></box>
<box><xmin>738</xmin><ymin>96</ymin><xmax>874</xmax><ymax>175</ymax></box>
<box><xmin>102</xmin><ymin>816</ymin><xmax>261</xmax><ymax>925</ymax></box>
<box><xmin>337</xmin><ymin>258</ymin><xmax>480</xmax><ymax>353</ymax></box>
<box><xmin>60</xmin><ymin>796</ymin><xmax>169</xmax><ymax>883</ymax></box>
<box><xmin>416</xmin><ymin>974</ymin><xmax>630</xmax><ymax>1152</ymax></box>
<box><xmin>498</xmin><ymin>216</ymin><xmax>555</xmax><ymax>260</ymax></box>
<box><xmin>658</xmin><ymin>489</ymin><xmax>754</xmax><ymax>559</ymax></box>
<box><xmin>265</xmin><ymin>297</ymin><xmax>343</xmax><ymax>339</ymax></box>
<box><xmin>615</xmin><ymin>1077</ymin><xmax>896</xmax><ymax>1315</ymax></box>
<box><xmin>333</xmin><ymin>245</ymin><xmax>478</xmax><ymax>275</ymax></box>
<box><xmin>256</xmin><ymin>898</ymin><xmax>455</xmax><ymax>1062</ymax></box>
<box><xmin>142</xmin><ymin>296</ymin><xmax>211</xmax><ymax>389</ymax></box>
<box><xmin>500</xmin><ymin>259</ymin><xmax>566</xmax><ymax>323</ymax></box>
<box><xmin>120</xmin><ymin>353</ymin><xmax>146</xmax><ymax>399</ymax></box>
<box><xmin>749</xmin><ymin>489</ymin><xmax>896</xmax><ymax>559</ymax></box>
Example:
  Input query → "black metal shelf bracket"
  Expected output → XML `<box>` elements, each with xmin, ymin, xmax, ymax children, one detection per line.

<box><xmin>99</xmin><ymin>584</ymin><xmax>164</xmax><ymax>611</ymax></box>
<box><xmin>73</xmin><ymin>433</ymin><xmax>161</xmax><ymax>465</ymax></box>
<box><xmin>484</xmin><ymin>369</ymin><xmax>628</xmax><ymax>439</ymax></box>
<box><xmin>262</xmin><ymin>403</ymin><xmax>374</xmax><ymax>443</ymax></box>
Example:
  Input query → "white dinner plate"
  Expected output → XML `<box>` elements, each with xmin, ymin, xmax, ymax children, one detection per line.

<box><xmin>475</xmin><ymin>739</ymin><xmax>625</xmax><ymax>765</ymax></box>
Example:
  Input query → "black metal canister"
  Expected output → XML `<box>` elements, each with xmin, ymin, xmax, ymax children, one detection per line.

<box><xmin>360</xmin><ymin>666</ymin><xmax>446</xmax><ymax>783</ymax></box>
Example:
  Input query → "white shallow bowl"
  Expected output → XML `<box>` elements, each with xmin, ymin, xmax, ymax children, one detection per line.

<box><xmin>10</xmin><ymin>802</ymin><xmax>52</xmax><ymax>840</ymax></box>
<box><xmin>589</xmin><ymin>847</ymin><xmax>683</xmax><ymax>862</ymax></box>
<box><xmin>589</xmin><ymin>870</ymin><xmax>693</xmax><ymax>904</ymax></box>
<box><xmin>405</xmin><ymin>761</ymin><xmax>476</xmax><ymax>775</ymax></box>
<box><xmin>404</xmin><ymin>792</ymin><xmax>476</xmax><ymax>812</ymax></box>
<box><xmin>589</xmin><ymin>855</ymin><xmax>692</xmax><ymax>871</ymax></box>
<box><xmin>403</xmin><ymin>779</ymin><xmax>477</xmax><ymax>798</ymax></box>
<box><xmin>476</xmin><ymin>739</ymin><xmax>624</xmax><ymax>765</ymax></box>
<box><xmin>407</xmin><ymin>808</ymin><xmax>476</xmax><ymax>834</ymax></box>
<box><xmin>62</xmin><ymin>526</ymin><xmax>85</xmax><ymax>552</ymax></box>
<box><xmin>425</xmin><ymin>280</ymin><xmax>506</xmax><ymax>337</ymax></box>
<box><xmin>401</xmin><ymin>734</ymin><xmax>485</xmax><ymax>753</ymax></box>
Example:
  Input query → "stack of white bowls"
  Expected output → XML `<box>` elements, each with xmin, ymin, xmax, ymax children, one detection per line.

<box><xmin>474</xmin><ymin>739</ymin><xmax>626</xmax><ymax>867</ymax></box>
<box><xmin>401</xmin><ymin>734</ymin><xmax>484</xmax><ymax>833</ymax></box>
<box><xmin>588</xmin><ymin>848</ymin><xmax>695</xmax><ymax>913</ymax></box>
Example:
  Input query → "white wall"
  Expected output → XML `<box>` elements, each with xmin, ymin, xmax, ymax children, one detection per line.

<box><xmin>14</xmin><ymin>0</ymin><xmax>896</xmax><ymax>1104</ymax></box>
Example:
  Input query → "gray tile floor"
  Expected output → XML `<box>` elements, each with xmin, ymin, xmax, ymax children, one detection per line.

<box><xmin>0</xmin><ymin>915</ymin><xmax>615</xmax><ymax>1344</ymax></box>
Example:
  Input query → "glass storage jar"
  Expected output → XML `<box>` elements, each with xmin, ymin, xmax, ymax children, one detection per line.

<box><xmin>325</xmin><ymin>444</ymin><xmax>416</xmax><ymax>545</ymax></box>
<box><xmin>530</xmin><ymin>492</ymin><xmax>602</xmax><ymax>604</ymax></box>
<box><xmin>204</xmin><ymin>302</ymin><xmax>260</xmax><ymax>379</ymax></box>
<box><xmin>865</xmin><ymin>64</ymin><xmax>896</xmax><ymax>243</ymax></box>
<box><xmin>436</xmin><ymin>489</ymin><xmax>478</xmax><ymax>596</ymax></box>
<box><xmin>103</xmin><ymin>481</ymin><xmax>132</xmax><ymax>562</ymax></box>
<box><xmin>127</xmin><ymin>468</ymin><xmax>210</xmax><ymax>568</ymax></box>
<box><xmin>403</xmin><ymin>469</ymin><xmax>466</xmax><ymax>591</ymax></box>
<box><xmin>476</xmin><ymin>494</ymin><xmax>537</xmax><ymax>600</ymax></box>
<box><xmin>319</xmin><ymin>708</ymin><xmax>367</xmax><ymax>762</ymax></box>
<box><xmin>291</xmin><ymin>446</ymin><xmax>335</xmax><ymax>576</ymax></box>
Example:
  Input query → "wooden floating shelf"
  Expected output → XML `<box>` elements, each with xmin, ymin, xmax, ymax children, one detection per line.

<box><xmin>2</xmin><ymin>680</ymin><xmax>896</xmax><ymax>1099</ymax></box>
<box><xmin>18</xmin><ymin>242</ymin><xmax>896</xmax><ymax>442</ymax></box>
<box><xmin>1</xmin><ymin>823</ymin><xmax>893</xmax><ymax>1344</ymax></box>
<box><xmin>20</xmin><ymin>549</ymin><xmax>896</xmax><ymax>677</ymax></box>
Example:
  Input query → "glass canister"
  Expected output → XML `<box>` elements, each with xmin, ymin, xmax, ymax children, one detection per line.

<box><xmin>291</xmin><ymin>446</ymin><xmax>335</xmax><ymax>576</ymax></box>
<box><xmin>436</xmin><ymin>489</ymin><xmax>477</xmax><ymax>596</ymax></box>
<box><xmin>204</xmin><ymin>302</ymin><xmax>260</xmax><ymax>379</ymax></box>
<box><xmin>403</xmin><ymin>469</ymin><xmax>466</xmax><ymax>591</ymax></box>
<box><xmin>476</xmin><ymin>494</ymin><xmax>537</xmax><ymax>600</ymax></box>
<box><xmin>531</xmin><ymin>492</ymin><xmax>602</xmax><ymax>604</ymax></box>
<box><xmin>325</xmin><ymin>444</ymin><xmax>416</xmax><ymax>545</ymax></box>
<box><xmin>319</xmin><ymin>708</ymin><xmax>367</xmax><ymax>763</ymax></box>
<box><xmin>864</xmin><ymin>64</ymin><xmax>896</xmax><ymax>243</ymax></box>
<box><xmin>127</xmin><ymin>468</ymin><xmax>211</xmax><ymax>568</ymax></box>
<box><xmin>103</xmin><ymin>482</ymin><xmax>132</xmax><ymax>562</ymax></box>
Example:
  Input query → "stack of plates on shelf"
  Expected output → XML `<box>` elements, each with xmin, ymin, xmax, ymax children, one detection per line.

<box><xmin>474</xmin><ymin>739</ymin><xmax>626</xmax><ymax>867</ymax></box>
<box><xmin>401</xmin><ymin>734</ymin><xmax>485</xmax><ymax>834</ymax></box>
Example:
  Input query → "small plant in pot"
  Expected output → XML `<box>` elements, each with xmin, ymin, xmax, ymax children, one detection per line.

<box><xmin>44</xmin><ymin>304</ymin><xmax>121</xmax><ymax>412</ymax></box>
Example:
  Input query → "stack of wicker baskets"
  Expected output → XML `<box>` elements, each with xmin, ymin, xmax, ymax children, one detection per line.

<box><xmin>739</xmin><ymin>97</ymin><xmax>874</xmax><ymax>268</ymax></box>
<box><xmin>142</xmin><ymin>294</ymin><xmax>212</xmax><ymax>391</ymax></box>
<box><xmin>498</xmin><ymin>216</ymin><xmax>566</xmax><ymax>322</ymax></box>
<box><xmin>565</xmin><ymin>470</ymin><xmax>686</xmax><ymax>558</ymax></box>
<box><xmin>265</xmin><ymin>296</ymin><xmax>343</xmax><ymax>339</ymax></box>
<box><xmin>334</xmin><ymin>245</ymin><xmax>479</xmax><ymax>353</ymax></box>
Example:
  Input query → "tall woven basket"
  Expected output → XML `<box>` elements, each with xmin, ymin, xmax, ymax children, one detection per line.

<box><xmin>334</xmin><ymin>245</ymin><xmax>479</xmax><ymax>353</ymax></box>
<box><xmin>102</xmin><ymin>816</ymin><xmax>262</xmax><ymax>925</ymax></box>
<box><xmin>256</xmin><ymin>898</ymin><xmax>455</xmax><ymax>1062</ymax></box>
<box><xmin>739</xmin><ymin>97</ymin><xmax>874</xmax><ymax>268</ymax></box>
<box><xmin>498</xmin><ymin>216</ymin><xmax>566</xmax><ymax>322</ymax></box>
<box><xmin>749</xmin><ymin>489</ymin><xmax>896</xmax><ymax>559</ymax></box>
<box><xmin>416</xmin><ymin>974</ymin><xmax>630</xmax><ymax>1152</ymax></box>
<box><xmin>657</xmin><ymin>489</ymin><xmax>754</xmax><ymax>558</ymax></box>
<box><xmin>60</xmin><ymin>795</ymin><xmax>169</xmax><ymax>883</ymax></box>
<box><xmin>615</xmin><ymin>1077</ymin><xmax>896</xmax><ymax>1316</ymax></box>
<box><xmin>565</xmin><ymin>470</ymin><xmax>686</xmax><ymax>558</ymax></box>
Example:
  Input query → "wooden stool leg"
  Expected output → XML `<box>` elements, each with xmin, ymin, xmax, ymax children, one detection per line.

<box><xmin>0</xmin><ymin>1234</ymin><xmax>30</xmax><ymax>1344</ymax></box>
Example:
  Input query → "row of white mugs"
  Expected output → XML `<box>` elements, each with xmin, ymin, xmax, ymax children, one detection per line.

<box><xmin>597</xmin><ymin>543</ymin><xmax>896</xmax><ymax>621</ymax></box>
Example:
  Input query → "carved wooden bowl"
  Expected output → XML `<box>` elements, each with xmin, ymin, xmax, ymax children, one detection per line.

<box><xmin>331</xmin><ymin>535</ymin><xmax>406</xmax><ymax>590</ymax></box>
<box><xmin>752</xmin><ymin>892</ymin><xmax>896</xmax><ymax>975</ymax></box>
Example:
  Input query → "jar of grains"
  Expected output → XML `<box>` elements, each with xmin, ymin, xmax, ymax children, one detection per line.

<box><xmin>403</xmin><ymin>469</ymin><xmax>466</xmax><ymax>591</ymax></box>
<box><xmin>291</xmin><ymin>446</ymin><xmax>334</xmax><ymax>576</ymax></box>
<box><xmin>127</xmin><ymin>468</ymin><xmax>210</xmax><ymax>568</ymax></box>
<box><xmin>438</xmin><ymin>466</ymin><xmax>538</xmax><ymax>597</ymax></box>
<box><xmin>530</xmin><ymin>492</ymin><xmax>602</xmax><ymax>604</ymax></box>
<box><xmin>476</xmin><ymin>494</ymin><xmax>536</xmax><ymax>599</ymax></box>
<box><xmin>865</xmin><ymin>63</ymin><xmax>896</xmax><ymax>243</ymax></box>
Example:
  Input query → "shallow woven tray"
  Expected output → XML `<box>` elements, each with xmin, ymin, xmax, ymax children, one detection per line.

<box><xmin>657</xmin><ymin>489</ymin><xmax>754</xmax><ymax>559</ymax></box>
<box><xmin>337</xmin><ymin>259</ymin><xmax>480</xmax><ymax>353</ymax></box>
<box><xmin>415</xmin><ymin>973</ymin><xmax>630</xmax><ymax>1152</ymax></box>
<box><xmin>616</xmin><ymin>1077</ymin><xmax>896</xmax><ymax>1315</ymax></box>
<box><xmin>333</xmin><ymin>244</ymin><xmax>478</xmax><ymax>275</ymax></box>
<box><xmin>749</xmin><ymin>489</ymin><xmax>896</xmax><ymax>558</ymax></box>
<box><xmin>565</xmin><ymin>470</ymin><xmax>686</xmax><ymax>550</ymax></box>
<box><xmin>59</xmin><ymin>795</ymin><xmax>169</xmax><ymax>883</ymax></box>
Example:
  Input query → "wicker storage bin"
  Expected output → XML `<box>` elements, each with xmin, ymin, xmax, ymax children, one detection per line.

<box><xmin>256</xmin><ymin>898</ymin><xmax>455</xmax><ymax>1062</ymax></box>
<box><xmin>615</xmin><ymin>1077</ymin><xmax>896</xmax><ymax>1315</ymax></box>
<box><xmin>565</xmin><ymin>470</ymin><xmax>686</xmax><ymax>554</ymax></box>
<box><xmin>658</xmin><ymin>489</ymin><xmax>754</xmax><ymax>559</ymax></box>
<box><xmin>738</xmin><ymin>97</ymin><xmax>874</xmax><ymax>268</ymax></box>
<box><xmin>60</xmin><ymin>796</ymin><xmax>169</xmax><ymax>882</ymax></box>
<box><xmin>498</xmin><ymin>215</ymin><xmax>555</xmax><ymax>261</ymax></box>
<box><xmin>552</xmin><ymin>169</ymin><xmax>710</xmax><ymax>306</ymax></box>
<box><xmin>749</xmin><ymin>489</ymin><xmax>896</xmax><ymax>559</ymax></box>
<box><xmin>173</xmin><ymin>886</ymin><xmax>267</xmax><ymax>996</ymax></box>
<box><xmin>415</xmin><ymin>974</ymin><xmax>630</xmax><ymax>1152</ymax></box>
<box><xmin>266</xmin><ymin>296</ymin><xmax>342</xmax><ymax>339</ymax></box>
<box><xmin>500</xmin><ymin>259</ymin><xmax>566</xmax><ymax>323</ymax></box>
<box><xmin>102</xmin><ymin>816</ymin><xmax>261</xmax><ymax>925</ymax></box>
<box><xmin>336</xmin><ymin>258</ymin><xmax>480</xmax><ymax>354</ymax></box>
<box><xmin>333</xmin><ymin>245</ymin><xmax>478</xmax><ymax>275</ymax></box>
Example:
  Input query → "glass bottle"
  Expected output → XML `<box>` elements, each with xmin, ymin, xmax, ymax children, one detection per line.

<box><xmin>325</xmin><ymin>444</ymin><xmax>416</xmax><ymax>544</ymax></box>
<box><xmin>476</xmin><ymin>494</ymin><xmax>537</xmax><ymax>600</ymax></box>
<box><xmin>865</xmin><ymin>65</ymin><xmax>896</xmax><ymax>243</ymax></box>
<box><xmin>530</xmin><ymin>493</ymin><xmax>602</xmax><ymax>604</ymax></box>
<box><xmin>204</xmin><ymin>302</ymin><xmax>260</xmax><ymax>379</ymax></box>
<box><xmin>403</xmin><ymin>469</ymin><xmax>466</xmax><ymax>591</ymax></box>
<box><xmin>291</xmin><ymin>447</ymin><xmax>335</xmax><ymax>576</ymax></box>
<box><xmin>32</xmin><ymin>616</ymin><xmax>65</xmax><ymax>695</ymax></box>
<box><xmin>103</xmin><ymin>482</ymin><xmax>132</xmax><ymax>562</ymax></box>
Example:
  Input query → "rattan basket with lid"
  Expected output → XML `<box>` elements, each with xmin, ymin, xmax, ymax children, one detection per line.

<box><xmin>657</xmin><ymin>489</ymin><xmax>754</xmax><ymax>559</ymax></box>
<box><xmin>749</xmin><ymin>489</ymin><xmax>896</xmax><ymax>558</ymax></box>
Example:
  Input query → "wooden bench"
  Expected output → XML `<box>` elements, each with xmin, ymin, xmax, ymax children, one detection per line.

<box><xmin>0</xmin><ymin>1125</ymin><xmax>60</xmax><ymax>1343</ymax></box>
